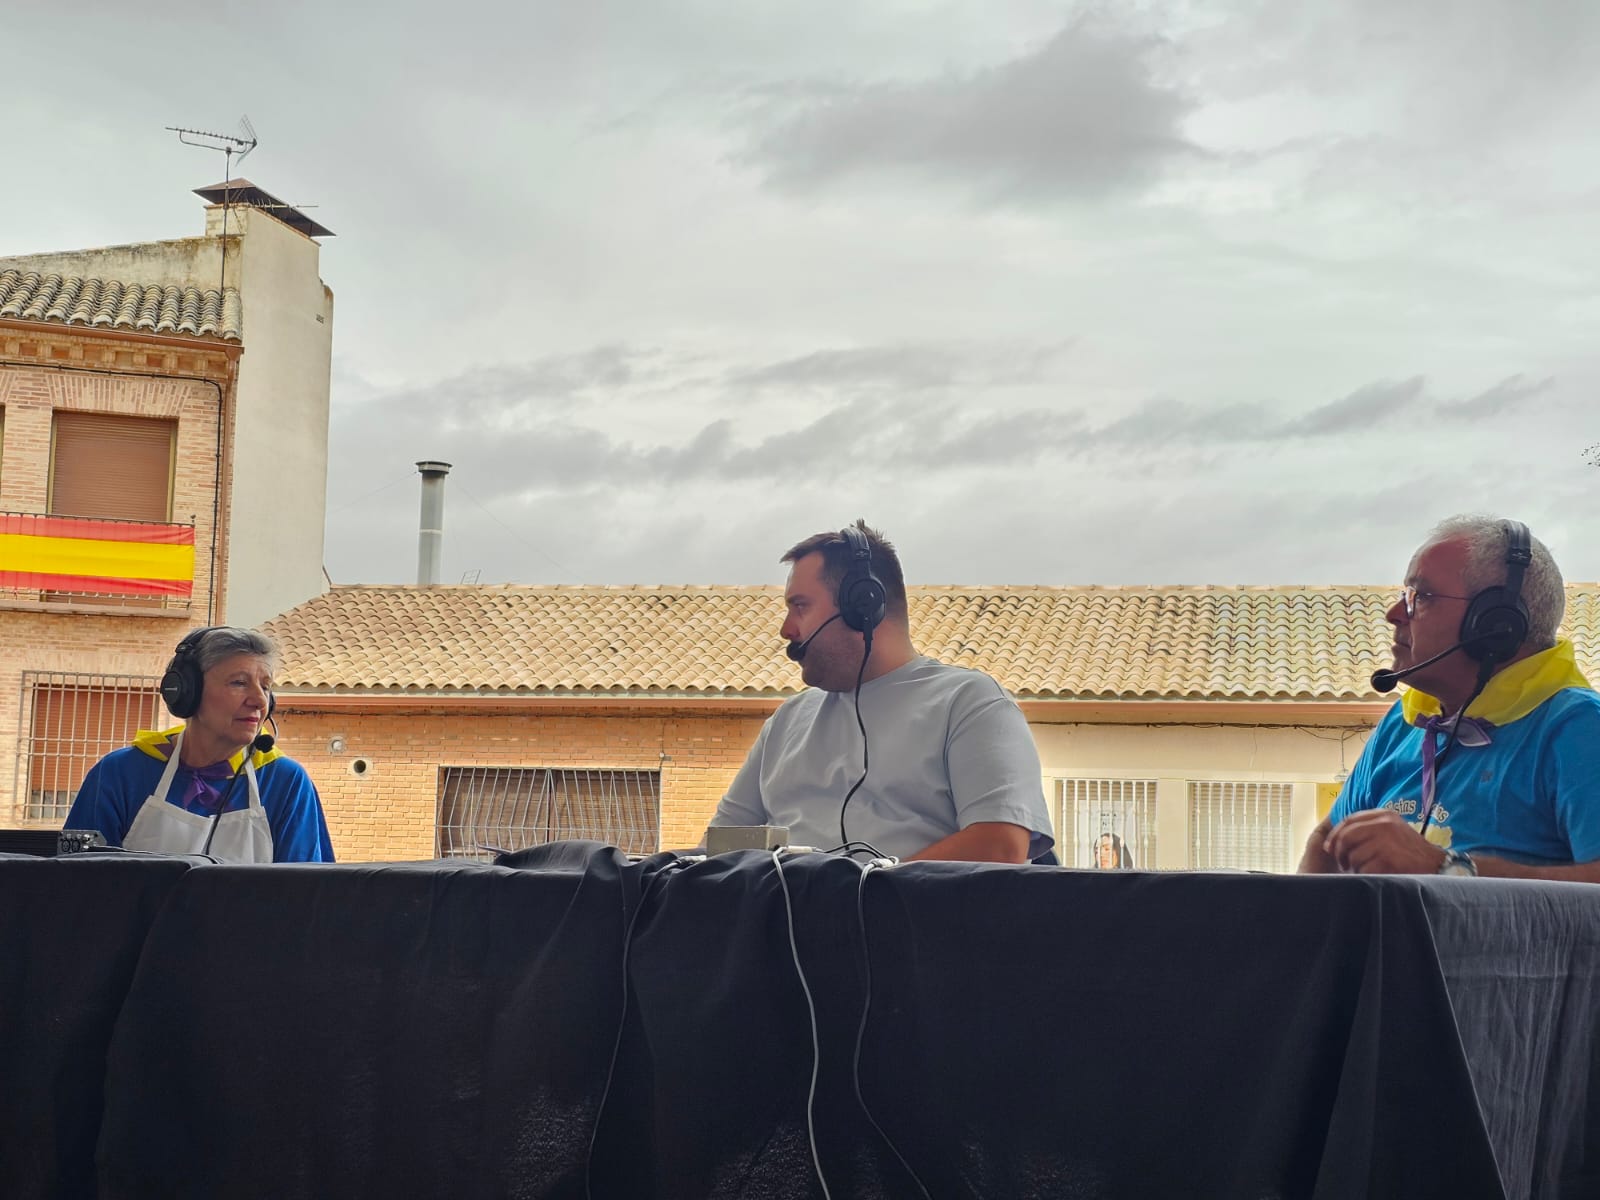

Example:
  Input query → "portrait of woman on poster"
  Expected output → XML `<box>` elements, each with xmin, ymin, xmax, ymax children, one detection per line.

<box><xmin>1093</xmin><ymin>832</ymin><xmax>1134</xmax><ymax>869</ymax></box>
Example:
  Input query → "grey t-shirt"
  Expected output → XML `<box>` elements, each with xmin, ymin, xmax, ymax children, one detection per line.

<box><xmin>714</xmin><ymin>656</ymin><xmax>1054</xmax><ymax>860</ymax></box>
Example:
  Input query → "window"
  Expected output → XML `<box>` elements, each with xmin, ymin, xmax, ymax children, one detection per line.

<box><xmin>19</xmin><ymin>673</ymin><xmax>165</xmax><ymax>823</ymax></box>
<box><xmin>1188</xmin><ymin>781</ymin><xmax>1294</xmax><ymax>873</ymax></box>
<box><xmin>37</xmin><ymin>412</ymin><xmax>183</xmax><ymax>607</ymax></box>
<box><xmin>50</xmin><ymin>412</ymin><xmax>176</xmax><ymax>521</ymax></box>
<box><xmin>436</xmin><ymin>767</ymin><xmax>661</xmax><ymax>859</ymax></box>
<box><xmin>1053</xmin><ymin>778</ymin><xmax>1156</xmax><ymax>870</ymax></box>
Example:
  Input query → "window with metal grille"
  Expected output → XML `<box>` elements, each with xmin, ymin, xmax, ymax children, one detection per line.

<box><xmin>435</xmin><ymin>767</ymin><xmax>661</xmax><ymax>860</ymax></box>
<box><xmin>18</xmin><ymin>673</ymin><xmax>166</xmax><ymax>823</ymax></box>
<box><xmin>1188</xmin><ymin>781</ymin><xmax>1295</xmax><ymax>873</ymax></box>
<box><xmin>1053</xmin><ymin>778</ymin><xmax>1157</xmax><ymax>870</ymax></box>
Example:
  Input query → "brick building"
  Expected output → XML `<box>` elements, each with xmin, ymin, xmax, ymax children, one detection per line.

<box><xmin>0</xmin><ymin>182</ymin><xmax>334</xmax><ymax>825</ymax></box>
<box><xmin>259</xmin><ymin>582</ymin><xmax>1599</xmax><ymax>867</ymax></box>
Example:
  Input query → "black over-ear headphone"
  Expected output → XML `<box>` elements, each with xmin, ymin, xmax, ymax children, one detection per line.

<box><xmin>160</xmin><ymin>627</ymin><xmax>277</xmax><ymax>720</ymax></box>
<box><xmin>160</xmin><ymin>627</ymin><xmax>213</xmax><ymax>718</ymax></box>
<box><xmin>1459</xmin><ymin>520</ymin><xmax>1532</xmax><ymax>665</ymax></box>
<box><xmin>837</xmin><ymin>526</ymin><xmax>887</xmax><ymax>634</ymax></box>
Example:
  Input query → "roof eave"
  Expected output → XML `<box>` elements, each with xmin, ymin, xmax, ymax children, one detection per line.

<box><xmin>272</xmin><ymin>690</ymin><xmax>1391</xmax><ymax>725</ymax></box>
<box><xmin>0</xmin><ymin>315</ymin><xmax>243</xmax><ymax>353</ymax></box>
<box><xmin>272</xmin><ymin>690</ymin><xmax>792</xmax><ymax>714</ymax></box>
<box><xmin>1016</xmin><ymin>697</ymin><xmax>1393</xmax><ymax>726</ymax></box>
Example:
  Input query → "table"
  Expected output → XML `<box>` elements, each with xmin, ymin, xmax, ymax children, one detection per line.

<box><xmin>4</xmin><ymin>845</ymin><xmax>1597</xmax><ymax>1198</ymax></box>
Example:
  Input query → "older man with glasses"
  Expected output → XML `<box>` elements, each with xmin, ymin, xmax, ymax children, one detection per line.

<box><xmin>1300</xmin><ymin>514</ymin><xmax>1600</xmax><ymax>882</ymax></box>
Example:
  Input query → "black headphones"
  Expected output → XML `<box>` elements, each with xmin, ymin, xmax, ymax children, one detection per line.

<box><xmin>160</xmin><ymin>627</ymin><xmax>277</xmax><ymax>720</ymax></box>
<box><xmin>1459</xmin><ymin>520</ymin><xmax>1532</xmax><ymax>665</ymax></box>
<box><xmin>837</xmin><ymin>526</ymin><xmax>887</xmax><ymax>634</ymax></box>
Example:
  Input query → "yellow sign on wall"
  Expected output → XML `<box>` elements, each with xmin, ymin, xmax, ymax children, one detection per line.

<box><xmin>1315</xmin><ymin>782</ymin><xmax>1344</xmax><ymax>820</ymax></box>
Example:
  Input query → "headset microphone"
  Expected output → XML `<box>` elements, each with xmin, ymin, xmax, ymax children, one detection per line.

<box><xmin>1370</xmin><ymin>638</ymin><xmax>1489</xmax><ymax>692</ymax></box>
<box><xmin>785</xmin><ymin>613</ymin><xmax>841</xmax><ymax>663</ymax></box>
<box><xmin>251</xmin><ymin>714</ymin><xmax>279</xmax><ymax>754</ymax></box>
<box><xmin>1369</xmin><ymin>614</ymin><xmax>1529</xmax><ymax>691</ymax></box>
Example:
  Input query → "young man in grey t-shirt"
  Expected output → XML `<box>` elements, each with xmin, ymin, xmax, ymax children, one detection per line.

<box><xmin>712</xmin><ymin>520</ymin><xmax>1054</xmax><ymax>863</ymax></box>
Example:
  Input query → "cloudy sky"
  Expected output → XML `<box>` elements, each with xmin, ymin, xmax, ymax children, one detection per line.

<box><xmin>8</xmin><ymin>0</ymin><xmax>1600</xmax><ymax>590</ymax></box>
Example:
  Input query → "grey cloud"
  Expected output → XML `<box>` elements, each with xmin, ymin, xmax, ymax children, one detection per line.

<box><xmin>913</xmin><ymin>407</ymin><xmax>1088</xmax><ymax>469</ymax></box>
<box><xmin>328</xmin><ymin>348</ymin><xmax>1571</xmax><ymax>585</ymax></box>
<box><xmin>331</xmin><ymin>339</ymin><xmax>1092</xmax><ymax>503</ymax></box>
<box><xmin>1084</xmin><ymin>396</ymin><xmax>1271</xmax><ymax>450</ymax></box>
<box><xmin>331</xmin><ymin>373</ymin><xmax>1087</xmax><ymax>521</ymax></box>
<box><xmin>366</xmin><ymin>346</ymin><xmax>659</xmax><ymax>427</ymax></box>
<box><xmin>743</xmin><ymin>21</ymin><xmax>1196</xmax><ymax>201</ymax></box>
<box><xmin>1280</xmin><ymin>377</ymin><xmax>1425</xmax><ymax>437</ymax></box>
<box><xmin>718</xmin><ymin>399</ymin><xmax>879</xmax><ymax>477</ymax></box>
<box><xmin>331</xmin><ymin>345</ymin><xmax>668</xmax><ymax>444</ymax></box>
<box><xmin>734</xmin><ymin>346</ymin><xmax>971</xmax><ymax>391</ymax></box>
<box><xmin>1437</xmin><ymin>374</ymin><xmax>1554</xmax><ymax>419</ymax></box>
<box><xmin>730</xmin><ymin>341</ymin><xmax>1074</xmax><ymax>392</ymax></box>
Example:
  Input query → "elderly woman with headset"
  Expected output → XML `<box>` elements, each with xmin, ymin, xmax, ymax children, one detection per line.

<box><xmin>64</xmin><ymin>626</ymin><xmax>334</xmax><ymax>862</ymax></box>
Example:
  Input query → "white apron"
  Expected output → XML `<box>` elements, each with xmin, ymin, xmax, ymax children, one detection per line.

<box><xmin>122</xmin><ymin>730</ymin><xmax>275</xmax><ymax>864</ymax></box>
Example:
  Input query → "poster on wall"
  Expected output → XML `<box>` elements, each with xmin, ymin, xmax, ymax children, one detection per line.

<box><xmin>1088</xmin><ymin>811</ymin><xmax>1138</xmax><ymax>869</ymax></box>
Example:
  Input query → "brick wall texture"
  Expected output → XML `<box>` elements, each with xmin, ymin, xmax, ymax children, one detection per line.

<box><xmin>0</xmin><ymin>335</ymin><xmax>237</xmax><ymax>815</ymax></box>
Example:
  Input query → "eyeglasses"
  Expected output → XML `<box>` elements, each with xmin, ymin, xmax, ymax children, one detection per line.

<box><xmin>1397</xmin><ymin>585</ymin><xmax>1472</xmax><ymax>617</ymax></box>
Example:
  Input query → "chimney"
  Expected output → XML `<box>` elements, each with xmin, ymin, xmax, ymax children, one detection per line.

<box><xmin>416</xmin><ymin>461</ymin><xmax>452</xmax><ymax>586</ymax></box>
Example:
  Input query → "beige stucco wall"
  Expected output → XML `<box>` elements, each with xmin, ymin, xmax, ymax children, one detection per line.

<box><xmin>2</xmin><ymin>235</ymin><xmax>237</xmax><ymax>295</ymax></box>
<box><xmin>1031</xmin><ymin>721</ymin><xmax>1377</xmax><ymax>870</ymax></box>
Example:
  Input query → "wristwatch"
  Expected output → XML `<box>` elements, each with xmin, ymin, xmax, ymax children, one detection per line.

<box><xmin>1437</xmin><ymin>848</ymin><xmax>1478</xmax><ymax>877</ymax></box>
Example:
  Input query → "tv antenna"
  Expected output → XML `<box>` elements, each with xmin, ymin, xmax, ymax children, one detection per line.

<box><xmin>166</xmin><ymin>116</ymin><xmax>258</xmax><ymax>297</ymax></box>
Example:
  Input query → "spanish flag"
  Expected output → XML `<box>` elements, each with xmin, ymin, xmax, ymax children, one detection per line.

<box><xmin>0</xmin><ymin>513</ymin><xmax>194</xmax><ymax>597</ymax></box>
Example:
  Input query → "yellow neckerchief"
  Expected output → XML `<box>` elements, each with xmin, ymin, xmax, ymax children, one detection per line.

<box><xmin>131</xmin><ymin>725</ymin><xmax>283</xmax><ymax>771</ymax></box>
<box><xmin>1401</xmin><ymin>638</ymin><xmax>1591</xmax><ymax>727</ymax></box>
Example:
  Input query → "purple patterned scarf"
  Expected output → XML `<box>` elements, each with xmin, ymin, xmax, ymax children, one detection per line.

<box><xmin>1413</xmin><ymin>713</ymin><xmax>1494</xmax><ymax>828</ymax></box>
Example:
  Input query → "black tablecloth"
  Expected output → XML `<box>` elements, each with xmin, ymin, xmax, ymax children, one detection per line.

<box><xmin>0</xmin><ymin>852</ymin><xmax>202</xmax><ymax>1199</ymax></box>
<box><xmin>4</xmin><ymin>846</ymin><xmax>1598</xmax><ymax>1198</ymax></box>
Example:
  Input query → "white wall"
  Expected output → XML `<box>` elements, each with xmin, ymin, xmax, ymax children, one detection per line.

<box><xmin>218</xmin><ymin>206</ymin><xmax>333</xmax><ymax>626</ymax></box>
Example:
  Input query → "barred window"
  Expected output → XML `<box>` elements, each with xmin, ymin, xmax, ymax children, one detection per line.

<box><xmin>1188</xmin><ymin>781</ymin><xmax>1294</xmax><ymax>873</ymax></box>
<box><xmin>1053</xmin><ymin>778</ymin><xmax>1157</xmax><ymax>870</ymax></box>
<box><xmin>436</xmin><ymin>767</ymin><xmax>661</xmax><ymax>860</ymax></box>
<box><xmin>20</xmin><ymin>673</ymin><xmax>165</xmax><ymax>823</ymax></box>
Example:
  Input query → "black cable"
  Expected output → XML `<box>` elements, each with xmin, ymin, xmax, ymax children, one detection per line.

<box><xmin>199</xmin><ymin>719</ymin><xmax>278</xmax><ymax>859</ymax></box>
<box><xmin>851</xmin><ymin>861</ymin><xmax>933</xmax><ymax>1200</ymax></box>
<box><xmin>824</xmin><ymin>839</ymin><xmax>893</xmax><ymax>861</ymax></box>
<box><xmin>838</xmin><ymin>628</ymin><xmax>874</xmax><ymax>848</ymax></box>
<box><xmin>1417</xmin><ymin>662</ymin><xmax>1493</xmax><ymax>839</ymax></box>
<box><xmin>199</xmin><ymin>758</ymin><xmax>250</xmax><ymax>858</ymax></box>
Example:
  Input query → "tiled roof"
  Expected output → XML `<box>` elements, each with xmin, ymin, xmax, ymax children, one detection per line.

<box><xmin>0</xmin><ymin>268</ymin><xmax>241</xmax><ymax>341</ymax></box>
<box><xmin>263</xmin><ymin>584</ymin><xmax>1600</xmax><ymax>702</ymax></box>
